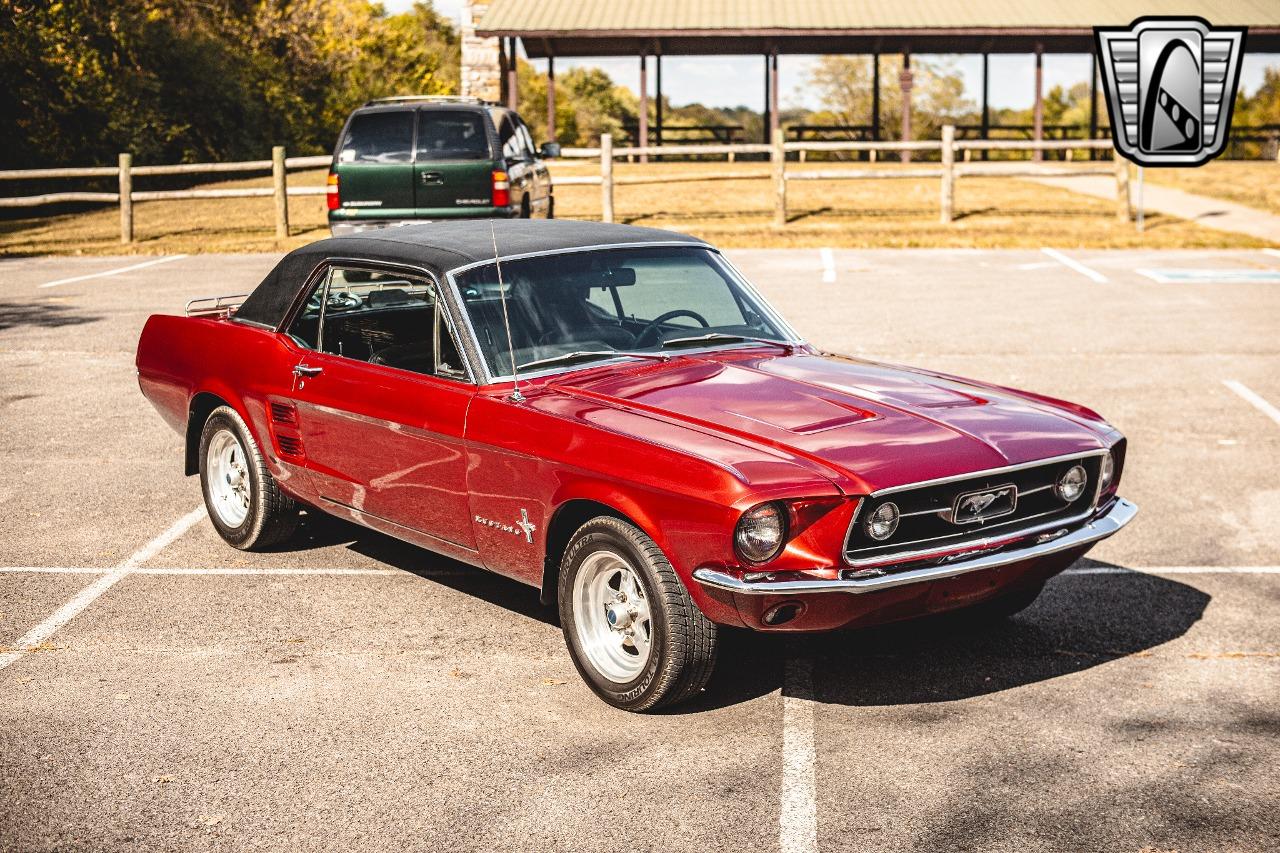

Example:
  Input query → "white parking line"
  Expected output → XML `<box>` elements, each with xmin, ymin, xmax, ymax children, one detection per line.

<box><xmin>1223</xmin><ymin>380</ymin><xmax>1280</xmax><ymax>428</ymax></box>
<box><xmin>0</xmin><ymin>507</ymin><xmax>204</xmax><ymax>672</ymax></box>
<box><xmin>37</xmin><ymin>254</ymin><xmax>188</xmax><ymax>289</ymax></box>
<box><xmin>1063</xmin><ymin>566</ymin><xmax>1280</xmax><ymax>575</ymax></box>
<box><xmin>819</xmin><ymin>248</ymin><xmax>836</xmax><ymax>283</ymax></box>
<box><xmin>780</xmin><ymin>655</ymin><xmax>817</xmax><ymax>853</ymax></box>
<box><xmin>1040</xmin><ymin>248</ymin><xmax>1108</xmax><ymax>283</ymax></box>
<box><xmin>0</xmin><ymin>566</ymin><xmax>412</xmax><ymax>576</ymax></box>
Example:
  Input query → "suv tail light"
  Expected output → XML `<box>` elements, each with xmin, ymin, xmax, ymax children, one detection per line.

<box><xmin>326</xmin><ymin>172</ymin><xmax>340</xmax><ymax>211</ymax></box>
<box><xmin>491</xmin><ymin>170</ymin><xmax>510</xmax><ymax>208</ymax></box>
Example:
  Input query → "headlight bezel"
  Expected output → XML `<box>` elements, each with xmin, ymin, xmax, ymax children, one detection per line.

<box><xmin>1055</xmin><ymin>464</ymin><xmax>1089</xmax><ymax>502</ymax></box>
<box><xmin>1099</xmin><ymin>451</ymin><xmax>1115</xmax><ymax>490</ymax></box>
<box><xmin>863</xmin><ymin>501</ymin><xmax>901</xmax><ymax>541</ymax></box>
<box><xmin>734</xmin><ymin>501</ymin><xmax>789</xmax><ymax>564</ymax></box>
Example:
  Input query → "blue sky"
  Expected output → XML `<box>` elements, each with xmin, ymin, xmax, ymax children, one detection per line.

<box><xmin>392</xmin><ymin>0</ymin><xmax>1277</xmax><ymax>112</ymax></box>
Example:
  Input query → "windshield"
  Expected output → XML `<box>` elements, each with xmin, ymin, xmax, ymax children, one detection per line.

<box><xmin>452</xmin><ymin>246</ymin><xmax>793</xmax><ymax>378</ymax></box>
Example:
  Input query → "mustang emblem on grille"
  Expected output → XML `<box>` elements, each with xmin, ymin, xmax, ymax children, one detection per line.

<box><xmin>959</xmin><ymin>493</ymin><xmax>998</xmax><ymax>515</ymax></box>
<box><xmin>951</xmin><ymin>484</ymin><xmax>1018</xmax><ymax>524</ymax></box>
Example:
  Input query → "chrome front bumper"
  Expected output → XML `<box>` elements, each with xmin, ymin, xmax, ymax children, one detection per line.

<box><xmin>693</xmin><ymin>498</ymin><xmax>1137</xmax><ymax>596</ymax></box>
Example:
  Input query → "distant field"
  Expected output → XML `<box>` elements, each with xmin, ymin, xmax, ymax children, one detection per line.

<box><xmin>0</xmin><ymin>160</ymin><xmax>1264</xmax><ymax>256</ymax></box>
<box><xmin>1143</xmin><ymin>160</ymin><xmax>1280</xmax><ymax>215</ymax></box>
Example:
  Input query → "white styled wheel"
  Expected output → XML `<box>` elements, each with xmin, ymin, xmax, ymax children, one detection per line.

<box><xmin>572</xmin><ymin>550</ymin><xmax>654</xmax><ymax>682</ymax></box>
<box><xmin>558</xmin><ymin>516</ymin><xmax>718</xmax><ymax>712</ymax></box>
<box><xmin>205</xmin><ymin>428</ymin><xmax>251</xmax><ymax>528</ymax></box>
<box><xmin>197</xmin><ymin>404</ymin><xmax>298</xmax><ymax>550</ymax></box>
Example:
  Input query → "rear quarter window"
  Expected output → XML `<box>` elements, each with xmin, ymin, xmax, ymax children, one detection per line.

<box><xmin>339</xmin><ymin>111</ymin><xmax>414</xmax><ymax>164</ymax></box>
<box><xmin>416</xmin><ymin>111</ymin><xmax>490</xmax><ymax>160</ymax></box>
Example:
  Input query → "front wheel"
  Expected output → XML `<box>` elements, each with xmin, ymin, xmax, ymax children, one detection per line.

<box><xmin>559</xmin><ymin>517</ymin><xmax>718</xmax><ymax>712</ymax></box>
<box><xmin>198</xmin><ymin>405</ymin><xmax>298</xmax><ymax>550</ymax></box>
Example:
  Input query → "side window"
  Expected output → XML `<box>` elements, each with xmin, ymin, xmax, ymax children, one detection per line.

<box><xmin>516</xmin><ymin>120</ymin><xmax>536</xmax><ymax>157</ymax></box>
<box><xmin>584</xmin><ymin>286</ymin><xmax>621</xmax><ymax>320</ymax></box>
<box><xmin>313</xmin><ymin>267</ymin><xmax>467</xmax><ymax>380</ymax></box>
<box><xmin>284</xmin><ymin>271</ymin><xmax>328</xmax><ymax>349</ymax></box>
<box><xmin>338</xmin><ymin>111</ymin><xmax>414</xmax><ymax>164</ymax></box>
<box><xmin>499</xmin><ymin>116</ymin><xmax>522</xmax><ymax>161</ymax></box>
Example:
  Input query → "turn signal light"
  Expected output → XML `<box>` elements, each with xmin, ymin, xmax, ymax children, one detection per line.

<box><xmin>325</xmin><ymin>172</ymin><xmax>340</xmax><ymax>211</ymax></box>
<box><xmin>492</xmin><ymin>170</ymin><xmax>510</xmax><ymax>208</ymax></box>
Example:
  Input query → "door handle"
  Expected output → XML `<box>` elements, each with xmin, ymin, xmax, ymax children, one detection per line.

<box><xmin>293</xmin><ymin>364</ymin><xmax>323</xmax><ymax>377</ymax></box>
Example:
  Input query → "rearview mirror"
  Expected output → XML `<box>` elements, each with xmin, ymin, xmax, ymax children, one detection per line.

<box><xmin>539</xmin><ymin>142</ymin><xmax>562</xmax><ymax>159</ymax></box>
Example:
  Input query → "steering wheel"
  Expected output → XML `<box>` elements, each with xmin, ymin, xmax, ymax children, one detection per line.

<box><xmin>636</xmin><ymin>309</ymin><xmax>710</xmax><ymax>348</ymax></box>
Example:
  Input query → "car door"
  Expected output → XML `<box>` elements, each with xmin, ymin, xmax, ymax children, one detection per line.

<box><xmin>413</xmin><ymin>108</ymin><xmax>496</xmax><ymax>213</ymax></box>
<box><xmin>283</xmin><ymin>264</ymin><xmax>477</xmax><ymax>552</ymax></box>
<box><xmin>514</xmin><ymin>117</ymin><xmax>551</xmax><ymax>216</ymax></box>
<box><xmin>334</xmin><ymin>109</ymin><xmax>416</xmax><ymax>215</ymax></box>
<box><xmin>497</xmin><ymin>113</ymin><xmax>535</xmax><ymax>215</ymax></box>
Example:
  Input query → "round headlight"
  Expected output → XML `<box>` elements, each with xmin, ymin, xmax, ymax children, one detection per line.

<box><xmin>863</xmin><ymin>501</ymin><xmax>900</xmax><ymax>541</ymax></box>
<box><xmin>1056</xmin><ymin>465</ymin><xmax>1088</xmax><ymax>502</ymax></box>
<box><xmin>1100</xmin><ymin>451</ymin><xmax>1115</xmax><ymax>489</ymax></box>
<box><xmin>735</xmin><ymin>503</ymin><xmax>787</xmax><ymax>563</ymax></box>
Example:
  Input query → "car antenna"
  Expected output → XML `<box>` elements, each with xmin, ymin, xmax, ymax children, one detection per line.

<box><xmin>489</xmin><ymin>221</ymin><xmax>524</xmax><ymax>403</ymax></box>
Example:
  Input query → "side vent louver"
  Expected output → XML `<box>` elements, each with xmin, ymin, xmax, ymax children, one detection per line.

<box><xmin>276</xmin><ymin>435</ymin><xmax>303</xmax><ymax>458</ymax></box>
<box><xmin>270</xmin><ymin>402</ymin><xmax>297</xmax><ymax>425</ymax></box>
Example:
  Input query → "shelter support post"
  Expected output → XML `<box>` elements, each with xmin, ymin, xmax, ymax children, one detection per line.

<box><xmin>655</xmin><ymin>54</ymin><xmax>663</xmax><ymax>152</ymax></box>
<box><xmin>639</xmin><ymin>54</ymin><xmax>648</xmax><ymax>163</ymax></box>
<box><xmin>900</xmin><ymin>53</ymin><xmax>913</xmax><ymax>163</ymax></box>
<box><xmin>546</xmin><ymin>57</ymin><xmax>556</xmax><ymax>141</ymax></box>
<box><xmin>1089</xmin><ymin>52</ymin><xmax>1099</xmax><ymax>160</ymax></box>
<box><xmin>506</xmin><ymin>38</ymin><xmax>518</xmax><ymax>111</ymax></box>
<box><xmin>872</xmin><ymin>53</ymin><xmax>881</xmax><ymax>146</ymax></box>
<box><xmin>981</xmin><ymin>53</ymin><xmax>990</xmax><ymax>161</ymax></box>
<box><xmin>1033</xmin><ymin>45</ymin><xmax>1044</xmax><ymax>162</ymax></box>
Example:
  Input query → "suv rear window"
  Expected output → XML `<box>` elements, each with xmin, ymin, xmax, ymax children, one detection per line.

<box><xmin>339</xmin><ymin>111</ymin><xmax>414</xmax><ymax>163</ymax></box>
<box><xmin>416</xmin><ymin>111</ymin><xmax>490</xmax><ymax>160</ymax></box>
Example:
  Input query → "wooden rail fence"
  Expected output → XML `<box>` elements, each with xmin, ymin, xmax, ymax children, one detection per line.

<box><xmin>1</xmin><ymin>127</ymin><xmax>1137</xmax><ymax>242</ymax></box>
<box><xmin>556</xmin><ymin>127</ymin><xmax>1132</xmax><ymax>227</ymax></box>
<box><xmin>0</xmin><ymin>149</ymin><xmax>330</xmax><ymax>243</ymax></box>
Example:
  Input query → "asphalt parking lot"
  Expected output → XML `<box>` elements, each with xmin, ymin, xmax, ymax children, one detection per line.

<box><xmin>1</xmin><ymin>246</ymin><xmax>1278</xmax><ymax>852</ymax></box>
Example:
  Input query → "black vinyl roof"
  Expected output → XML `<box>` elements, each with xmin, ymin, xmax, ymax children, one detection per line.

<box><xmin>235</xmin><ymin>220</ymin><xmax>708</xmax><ymax>328</ymax></box>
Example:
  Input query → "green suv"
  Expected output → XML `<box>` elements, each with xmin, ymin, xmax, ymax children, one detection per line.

<box><xmin>327</xmin><ymin>96</ymin><xmax>558</xmax><ymax>235</ymax></box>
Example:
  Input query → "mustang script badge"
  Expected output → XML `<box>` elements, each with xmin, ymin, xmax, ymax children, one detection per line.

<box><xmin>1095</xmin><ymin>17</ymin><xmax>1246</xmax><ymax>167</ymax></box>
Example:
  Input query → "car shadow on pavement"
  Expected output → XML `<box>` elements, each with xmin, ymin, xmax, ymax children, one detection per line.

<box><xmin>678</xmin><ymin>562</ymin><xmax>1210</xmax><ymax>713</ymax></box>
<box><xmin>0</xmin><ymin>299</ymin><xmax>102</xmax><ymax>332</ymax></box>
<box><xmin>285</xmin><ymin>510</ymin><xmax>558</xmax><ymax>627</ymax></box>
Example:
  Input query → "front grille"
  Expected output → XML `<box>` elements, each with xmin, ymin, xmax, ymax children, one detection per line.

<box><xmin>844</xmin><ymin>452</ymin><xmax>1106</xmax><ymax>566</ymax></box>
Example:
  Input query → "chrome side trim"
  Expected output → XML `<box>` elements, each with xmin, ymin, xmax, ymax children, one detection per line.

<box><xmin>692</xmin><ymin>498</ymin><xmax>1137</xmax><ymax>596</ymax></box>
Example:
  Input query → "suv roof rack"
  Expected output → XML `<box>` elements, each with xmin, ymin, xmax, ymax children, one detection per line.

<box><xmin>363</xmin><ymin>95</ymin><xmax>497</xmax><ymax>107</ymax></box>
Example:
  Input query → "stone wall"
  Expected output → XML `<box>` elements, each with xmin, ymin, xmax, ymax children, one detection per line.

<box><xmin>460</xmin><ymin>1</ymin><xmax>502</xmax><ymax>102</ymax></box>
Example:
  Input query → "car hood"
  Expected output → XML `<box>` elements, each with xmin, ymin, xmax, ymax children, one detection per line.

<box><xmin>548</xmin><ymin>350</ymin><xmax>1113</xmax><ymax>494</ymax></box>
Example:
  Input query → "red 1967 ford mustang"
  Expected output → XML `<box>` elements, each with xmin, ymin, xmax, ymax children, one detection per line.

<box><xmin>136</xmin><ymin>220</ymin><xmax>1135</xmax><ymax>711</ymax></box>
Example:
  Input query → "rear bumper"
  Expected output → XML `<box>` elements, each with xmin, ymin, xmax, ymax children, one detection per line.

<box><xmin>329</xmin><ymin>209</ymin><xmax>516</xmax><ymax>235</ymax></box>
<box><xmin>693</xmin><ymin>497</ymin><xmax>1137</xmax><ymax>597</ymax></box>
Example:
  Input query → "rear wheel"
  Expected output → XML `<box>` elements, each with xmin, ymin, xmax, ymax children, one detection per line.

<box><xmin>199</xmin><ymin>405</ymin><xmax>298</xmax><ymax>550</ymax></box>
<box><xmin>546</xmin><ymin>195</ymin><xmax>555</xmax><ymax>219</ymax></box>
<box><xmin>559</xmin><ymin>517</ymin><xmax>717</xmax><ymax>712</ymax></box>
<box><xmin>519</xmin><ymin>195</ymin><xmax>531</xmax><ymax>218</ymax></box>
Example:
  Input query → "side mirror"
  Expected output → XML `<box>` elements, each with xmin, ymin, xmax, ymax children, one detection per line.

<box><xmin>539</xmin><ymin>142</ymin><xmax>562</xmax><ymax>159</ymax></box>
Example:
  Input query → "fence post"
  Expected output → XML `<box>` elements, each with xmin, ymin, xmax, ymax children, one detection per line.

<box><xmin>939</xmin><ymin>125</ymin><xmax>956</xmax><ymax>224</ymax></box>
<box><xmin>772</xmin><ymin>128</ymin><xmax>787</xmax><ymax>228</ymax></box>
<box><xmin>118</xmin><ymin>153</ymin><xmax>133</xmax><ymax>244</ymax></box>
<box><xmin>1114</xmin><ymin>155</ymin><xmax>1131</xmax><ymax>222</ymax></box>
<box><xmin>272</xmin><ymin>146</ymin><xmax>289</xmax><ymax>238</ymax></box>
<box><xmin>600</xmin><ymin>133</ymin><xmax>614</xmax><ymax>224</ymax></box>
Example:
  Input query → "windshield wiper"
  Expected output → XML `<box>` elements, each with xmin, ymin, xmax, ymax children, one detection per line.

<box><xmin>516</xmin><ymin>350</ymin><xmax>670</xmax><ymax>372</ymax></box>
<box><xmin>661</xmin><ymin>333</ymin><xmax>796</xmax><ymax>353</ymax></box>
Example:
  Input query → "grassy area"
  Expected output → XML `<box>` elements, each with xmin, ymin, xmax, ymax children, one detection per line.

<box><xmin>1143</xmin><ymin>160</ymin><xmax>1280</xmax><ymax>215</ymax></box>
<box><xmin>0</xmin><ymin>160</ymin><xmax>1266</xmax><ymax>256</ymax></box>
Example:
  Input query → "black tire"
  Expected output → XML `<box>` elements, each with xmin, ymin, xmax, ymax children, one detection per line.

<box><xmin>520</xmin><ymin>195</ymin><xmax>531</xmax><ymax>218</ymax></box>
<box><xmin>546</xmin><ymin>195</ymin><xmax>555</xmax><ymax>220</ymax></box>
<box><xmin>198</xmin><ymin>405</ymin><xmax>298</xmax><ymax>550</ymax></box>
<box><xmin>558</xmin><ymin>516</ymin><xmax>718</xmax><ymax>712</ymax></box>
